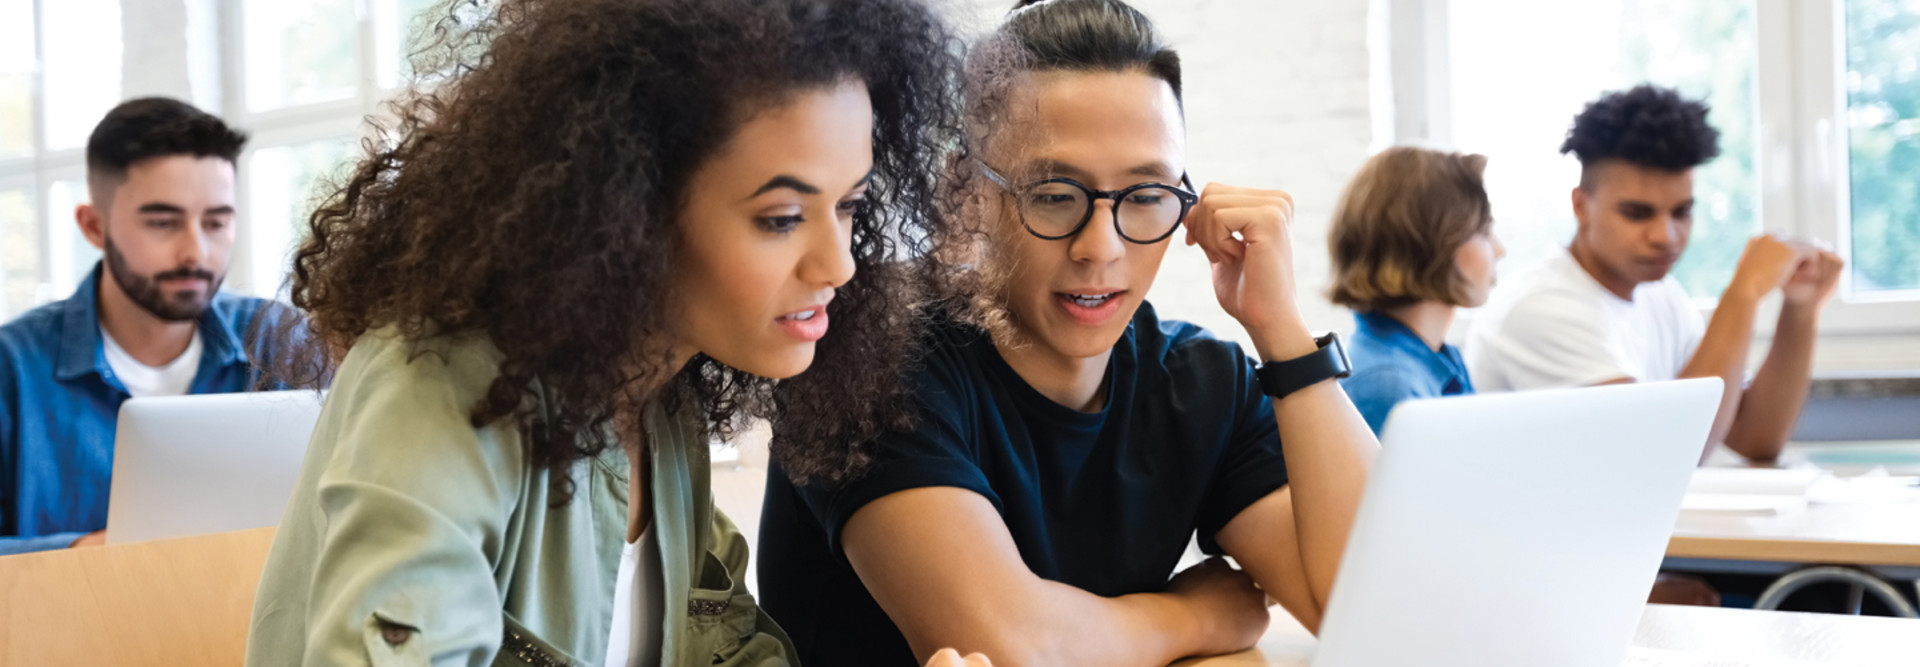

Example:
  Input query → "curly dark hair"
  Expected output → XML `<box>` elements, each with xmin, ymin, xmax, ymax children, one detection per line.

<box><xmin>1561</xmin><ymin>84</ymin><xmax>1721</xmax><ymax>181</ymax></box>
<box><xmin>273</xmin><ymin>0</ymin><xmax>965</xmax><ymax>493</ymax></box>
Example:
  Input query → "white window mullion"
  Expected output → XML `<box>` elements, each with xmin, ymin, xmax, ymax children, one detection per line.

<box><xmin>29</xmin><ymin>0</ymin><xmax>50</xmax><ymax>302</ymax></box>
<box><xmin>1754</xmin><ymin>0</ymin><xmax>1801</xmax><ymax>242</ymax></box>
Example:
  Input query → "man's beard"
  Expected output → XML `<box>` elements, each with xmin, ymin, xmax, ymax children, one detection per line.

<box><xmin>104</xmin><ymin>236</ymin><xmax>223</xmax><ymax>322</ymax></box>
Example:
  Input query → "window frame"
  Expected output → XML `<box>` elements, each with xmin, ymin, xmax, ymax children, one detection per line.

<box><xmin>219</xmin><ymin>0</ymin><xmax>402</xmax><ymax>296</ymax></box>
<box><xmin>1396</xmin><ymin>0</ymin><xmax>1920</xmax><ymax>339</ymax></box>
<box><xmin>0</xmin><ymin>0</ymin><xmax>60</xmax><ymax>318</ymax></box>
<box><xmin>0</xmin><ymin>0</ymin><xmax>108</xmax><ymax>311</ymax></box>
<box><xmin>1776</xmin><ymin>0</ymin><xmax>1920</xmax><ymax>332</ymax></box>
<box><xmin>0</xmin><ymin>0</ymin><xmax>425</xmax><ymax>320</ymax></box>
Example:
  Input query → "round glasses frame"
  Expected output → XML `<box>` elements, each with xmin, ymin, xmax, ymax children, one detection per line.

<box><xmin>976</xmin><ymin>160</ymin><xmax>1199</xmax><ymax>244</ymax></box>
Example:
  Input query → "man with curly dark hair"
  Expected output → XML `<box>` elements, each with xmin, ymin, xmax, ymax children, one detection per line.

<box><xmin>242</xmin><ymin>0</ymin><xmax>981</xmax><ymax>665</ymax></box>
<box><xmin>1468</xmin><ymin>84</ymin><xmax>1843</xmax><ymax>467</ymax></box>
<box><xmin>0</xmin><ymin>97</ymin><xmax>301</xmax><ymax>555</ymax></box>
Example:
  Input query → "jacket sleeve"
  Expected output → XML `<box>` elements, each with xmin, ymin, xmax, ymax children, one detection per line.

<box><xmin>0</xmin><ymin>532</ymin><xmax>89</xmax><ymax>555</ymax></box>
<box><xmin>292</xmin><ymin>345</ymin><xmax>527</xmax><ymax>667</ymax></box>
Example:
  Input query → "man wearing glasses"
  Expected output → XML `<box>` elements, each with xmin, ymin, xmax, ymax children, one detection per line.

<box><xmin>757</xmin><ymin>22</ymin><xmax>1378</xmax><ymax>664</ymax></box>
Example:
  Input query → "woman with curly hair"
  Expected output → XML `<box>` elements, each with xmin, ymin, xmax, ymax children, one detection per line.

<box><xmin>243</xmin><ymin>0</ymin><xmax>979</xmax><ymax>665</ymax></box>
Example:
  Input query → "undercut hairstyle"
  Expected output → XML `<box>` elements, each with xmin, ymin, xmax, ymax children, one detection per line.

<box><xmin>272</xmin><ymin>0</ymin><xmax>967</xmax><ymax>493</ymax></box>
<box><xmin>1328</xmin><ymin>146</ymin><xmax>1493</xmax><ymax>312</ymax></box>
<box><xmin>1560</xmin><ymin>84</ymin><xmax>1721</xmax><ymax>190</ymax></box>
<box><xmin>85</xmin><ymin>97</ymin><xmax>248</xmax><ymax>203</ymax></box>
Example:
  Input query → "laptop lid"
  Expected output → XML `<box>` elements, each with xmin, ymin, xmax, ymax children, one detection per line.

<box><xmin>1312</xmin><ymin>379</ymin><xmax>1721</xmax><ymax>667</ymax></box>
<box><xmin>105</xmin><ymin>390</ymin><xmax>323</xmax><ymax>545</ymax></box>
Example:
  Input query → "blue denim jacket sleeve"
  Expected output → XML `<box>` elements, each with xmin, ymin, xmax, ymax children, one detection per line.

<box><xmin>0</xmin><ymin>342</ymin><xmax>87</xmax><ymax>555</ymax></box>
<box><xmin>0</xmin><ymin>532</ymin><xmax>88</xmax><ymax>555</ymax></box>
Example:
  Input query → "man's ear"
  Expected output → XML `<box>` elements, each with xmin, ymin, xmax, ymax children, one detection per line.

<box><xmin>77</xmin><ymin>203</ymin><xmax>107</xmax><ymax>251</ymax></box>
<box><xmin>1570</xmin><ymin>186</ymin><xmax>1592</xmax><ymax>231</ymax></box>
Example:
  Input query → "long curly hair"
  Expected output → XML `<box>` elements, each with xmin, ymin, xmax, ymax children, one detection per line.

<box><xmin>273</xmin><ymin>0</ymin><xmax>966</xmax><ymax>492</ymax></box>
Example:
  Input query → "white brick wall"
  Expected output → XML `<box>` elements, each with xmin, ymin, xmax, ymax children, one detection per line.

<box><xmin>956</xmin><ymin>0</ymin><xmax>1377</xmax><ymax>346</ymax></box>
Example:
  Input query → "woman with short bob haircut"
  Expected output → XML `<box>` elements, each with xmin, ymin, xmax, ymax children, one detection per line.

<box><xmin>244</xmin><ymin>0</ymin><xmax>980</xmax><ymax>665</ymax></box>
<box><xmin>1328</xmin><ymin>145</ymin><xmax>1505</xmax><ymax>434</ymax></box>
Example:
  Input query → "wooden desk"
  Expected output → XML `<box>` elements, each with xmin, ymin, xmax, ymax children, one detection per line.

<box><xmin>0</xmin><ymin>527</ymin><xmax>276</xmax><ymax>666</ymax></box>
<box><xmin>1671</xmin><ymin>441</ymin><xmax>1920</xmax><ymax>568</ymax></box>
<box><xmin>1174</xmin><ymin>603</ymin><xmax>1920</xmax><ymax>666</ymax></box>
<box><xmin>1668</xmin><ymin>502</ymin><xmax>1920</xmax><ymax>567</ymax></box>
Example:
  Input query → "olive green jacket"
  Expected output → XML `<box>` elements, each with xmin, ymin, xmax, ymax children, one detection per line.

<box><xmin>245</xmin><ymin>329</ymin><xmax>795</xmax><ymax>667</ymax></box>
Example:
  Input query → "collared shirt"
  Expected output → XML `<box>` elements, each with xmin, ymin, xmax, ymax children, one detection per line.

<box><xmin>0</xmin><ymin>263</ymin><xmax>298</xmax><ymax>555</ymax></box>
<box><xmin>1341</xmin><ymin>310</ymin><xmax>1475</xmax><ymax>435</ymax></box>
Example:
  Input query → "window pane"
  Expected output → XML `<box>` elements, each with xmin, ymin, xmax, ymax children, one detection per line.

<box><xmin>375</xmin><ymin>0</ymin><xmax>448</xmax><ymax>89</ymax></box>
<box><xmin>41</xmin><ymin>0</ymin><xmax>122</xmax><ymax>150</ymax></box>
<box><xmin>1</xmin><ymin>186</ymin><xmax>39</xmax><ymax>319</ymax></box>
<box><xmin>1844</xmin><ymin>0</ymin><xmax>1920</xmax><ymax>293</ymax></box>
<box><xmin>1449</xmin><ymin>0</ymin><xmax>1759</xmax><ymax>301</ymax></box>
<box><xmin>45</xmin><ymin>179</ymin><xmax>99</xmax><ymax>297</ymax></box>
<box><xmin>0</xmin><ymin>0</ymin><xmax>34</xmax><ymax>158</ymax></box>
<box><xmin>246</xmin><ymin>0</ymin><xmax>359</xmax><ymax>112</ymax></box>
<box><xmin>247</xmin><ymin>138</ymin><xmax>354</xmax><ymax>295</ymax></box>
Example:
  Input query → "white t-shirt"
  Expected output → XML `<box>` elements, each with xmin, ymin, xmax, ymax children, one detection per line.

<box><xmin>1465</xmin><ymin>248</ymin><xmax>1705</xmax><ymax>392</ymax></box>
<box><xmin>603</xmin><ymin>526</ymin><xmax>662</xmax><ymax>667</ymax></box>
<box><xmin>101</xmin><ymin>326</ymin><xmax>204</xmax><ymax>397</ymax></box>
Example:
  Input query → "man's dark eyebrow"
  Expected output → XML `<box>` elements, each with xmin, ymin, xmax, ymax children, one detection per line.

<box><xmin>1021</xmin><ymin>158</ymin><xmax>1176</xmax><ymax>183</ymax></box>
<box><xmin>206</xmin><ymin>205</ymin><xmax>236</xmax><ymax>215</ymax></box>
<box><xmin>1125</xmin><ymin>161</ymin><xmax>1177</xmax><ymax>180</ymax></box>
<box><xmin>1020</xmin><ymin>158</ymin><xmax>1093</xmax><ymax>182</ymax></box>
<box><xmin>136</xmin><ymin>203</ymin><xmax>187</xmax><ymax>215</ymax></box>
<box><xmin>749</xmin><ymin>175</ymin><xmax>821</xmax><ymax>199</ymax></box>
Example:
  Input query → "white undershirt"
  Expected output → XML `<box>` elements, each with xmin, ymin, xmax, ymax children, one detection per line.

<box><xmin>101</xmin><ymin>325</ymin><xmax>203</xmax><ymax>397</ymax></box>
<box><xmin>604</xmin><ymin>526</ymin><xmax>663</xmax><ymax>667</ymax></box>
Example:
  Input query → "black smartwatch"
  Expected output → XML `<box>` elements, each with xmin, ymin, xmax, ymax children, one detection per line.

<box><xmin>1254</xmin><ymin>332</ymin><xmax>1351</xmax><ymax>399</ymax></box>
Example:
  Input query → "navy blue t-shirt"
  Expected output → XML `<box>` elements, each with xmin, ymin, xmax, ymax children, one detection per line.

<box><xmin>757</xmin><ymin>303</ymin><xmax>1289</xmax><ymax>666</ymax></box>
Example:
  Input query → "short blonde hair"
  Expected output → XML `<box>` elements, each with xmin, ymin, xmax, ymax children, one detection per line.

<box><xmin>1327</xmin><ymin>146</ymin><xmax>1492</xmax><ymax>312</ymax></box>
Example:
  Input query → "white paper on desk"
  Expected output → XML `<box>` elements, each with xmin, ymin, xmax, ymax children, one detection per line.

<box><xmin>1622</xmin><ymin>647</ymin><xmax>1829</xmax><ymax>666</ymax></box>
<box><xmin>1688</xmin><ymin>468</ymin><xmax>1827</xmax><ymax>496</ymax></box>
<box><xmin>1679</xmin><ymin>493</ymin><xmax>1808</xmax><ymax>514</ymax></box>
<box><xmin>1806</xmin><ymin>473</ymin><xmax>1920</xmax><ymax>505</ymax></box>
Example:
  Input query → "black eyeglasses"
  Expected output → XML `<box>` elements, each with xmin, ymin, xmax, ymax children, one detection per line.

<box><xmin>976</xmin><ymin>160</ymin><xmax>1198</xmax><ymax>244</ymax></box>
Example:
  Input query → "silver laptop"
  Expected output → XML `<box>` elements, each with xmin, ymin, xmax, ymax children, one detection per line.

<box><xmin>105</xmin><ymin>390</ymin><xmax>324</xmax><ymax>544</ymax></box>
<box><xmin>1312</xmin><ymin>379</ymin><xmax>1721</xmax><ymax>667</ymax></box>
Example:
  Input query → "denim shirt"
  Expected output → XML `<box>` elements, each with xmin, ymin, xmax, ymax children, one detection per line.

<box><xmin>1340</xmin><ymin>310</ymin><xmax>1475</xmax><ymax>436</ymax></box>
<box><xmin>0</xmin><ymin>263</ymin><xmax>293</xmax><ymax>555</ymax></box>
